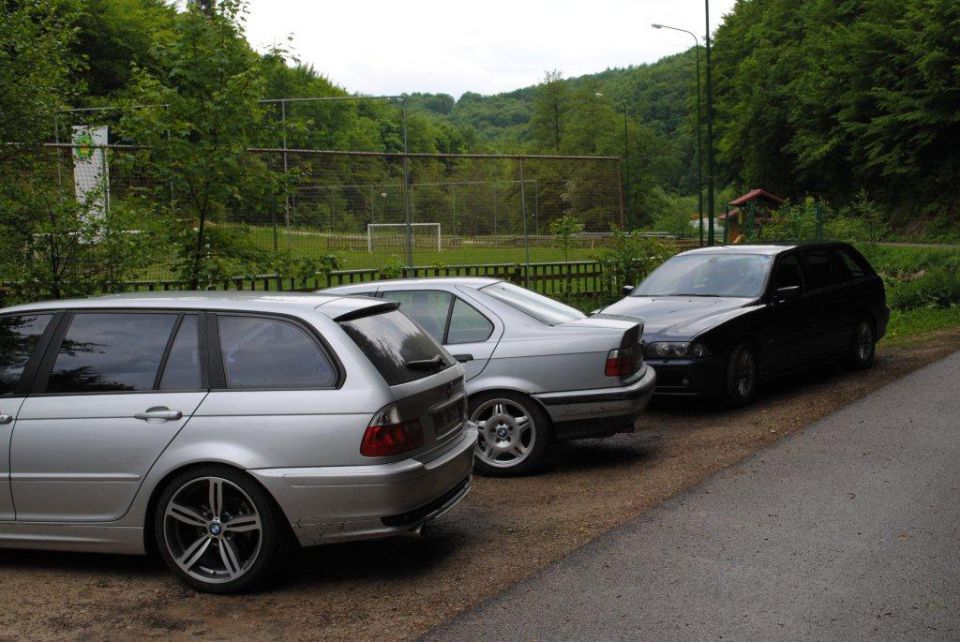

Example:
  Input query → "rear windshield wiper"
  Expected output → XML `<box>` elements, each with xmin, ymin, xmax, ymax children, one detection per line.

<box><xmin>406</xmin><ymin>355</ymin><xmax>446</xmax><ymax>371</ymax></box>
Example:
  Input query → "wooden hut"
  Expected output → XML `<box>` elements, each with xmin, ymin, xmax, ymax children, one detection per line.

<box><xmin>722</xmin><ymin>188</ymin><xmax>785</xmax><ymax>244</ymax></box>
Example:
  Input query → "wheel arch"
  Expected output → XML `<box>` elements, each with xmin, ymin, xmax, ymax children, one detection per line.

<box><xmin>142</xmin><ymin>461</ymin><xmax>288</xmax><ymax>557</ymax></box>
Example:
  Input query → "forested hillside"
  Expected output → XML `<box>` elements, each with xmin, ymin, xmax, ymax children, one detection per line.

<box><xmin>713</xmin><ymin>0</ymin><xmax>960</xmax><ymax>226</ymax></box>
<box><xmin>6</xmin><ymin>0</ymin><xmax>960</xmax><ymax>238</ymax></box>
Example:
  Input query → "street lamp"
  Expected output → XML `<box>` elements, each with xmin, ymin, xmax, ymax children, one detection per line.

<box><xmin>595</xmin><ymin>92</ymin><xmax>630</xmax><ymax>223</ymax></box>
<box><xmin>652</xmin><ymin>23</ymin><xmax>704</xmax><ymax>247</ymax></box>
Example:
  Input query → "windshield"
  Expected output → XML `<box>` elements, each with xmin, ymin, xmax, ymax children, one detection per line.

<box><xmin>481</xmin><ymin>282</ymin><xmax>585</xmax><ymax>325</ymax></box>
<box><xmin>633</xmin><ymin>253</ymin><xmax>773</xmax><ymax>298</ymax></box>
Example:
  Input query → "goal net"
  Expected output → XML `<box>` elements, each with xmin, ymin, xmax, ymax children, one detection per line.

<box><xmin>367</xmin><ymin>223</ymin><xmax>442</xmax><ymax>253</ymax></box>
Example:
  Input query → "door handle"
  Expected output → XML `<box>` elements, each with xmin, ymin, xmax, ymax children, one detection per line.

<box><xmin>134</xmin><ymin>407</ymin><xmax>183</xmax><ymax>422</ymax></box>
<box><xmin>452</xmin><ymin>354</ymin><xmax>474</xmax><ymax>363</ymax></box>
<box><xmin>0</xmin><ymin>415</ymin><xmax>12</xmax><ymax>425</ymax></box>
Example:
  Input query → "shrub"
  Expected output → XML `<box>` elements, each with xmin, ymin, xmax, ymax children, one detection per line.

<box><xmin>596</xmin><ymin>229</ymin><xmax>674</xmax><ymax>291</ymax></box>
<box><xmin>888</xmin><ymin>267</ymin><xmax>960</xmax><ymax>310</ymax></box>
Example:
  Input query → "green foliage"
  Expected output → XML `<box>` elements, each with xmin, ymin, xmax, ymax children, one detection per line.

<box><xmin>2</xmin><ymin>185</ymin><xmax>161</xmax><ymax>301</ymax></box>
<box><xmin>72</xmin><ymin>0</ymin><xmax>176</xmax><ymax>101</ymax></box>
<box><xmin>530</xmin><ymin>71</ymin><xmax>571</xmax><ymax>153</ymax></box>
<box><xmin>888</xmin><ymin>268</ymin><xmax>960</xmax><ymax>311</ymax></box>
<box><xmin>714</xmin><ymin>0</ymin><xmax>960</xmax><ymax>216</ymax></box>
<box><xmin>548</xmin><ymin>214</ymin><xmax>584</xmax><ymax>261</ymax></box>
<box><xmin>119</xmin><ymin>0</ymin><xmax>276</xmax><ymax>287</ymax></box>
<box><xmin>596</xmin><ymin>228</ymin><xmax>674</xmax><ymax>290</ymax></box>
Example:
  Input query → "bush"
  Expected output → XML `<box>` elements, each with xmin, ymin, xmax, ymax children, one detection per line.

<box><xmin>888</xmin><ymin>267</ymin><xmax>960</xmax><ymax>310</ymax></box>
<box><xmin>596</xmin><ymin>229</ymin><xmax>674</xmax><ymax>291</ymax></box>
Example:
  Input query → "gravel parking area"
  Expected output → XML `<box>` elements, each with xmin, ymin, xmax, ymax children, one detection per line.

<box><xmin>1</xmin><ymin>331</ymin><xmax>958</xmax><ymax>642</ymax></box>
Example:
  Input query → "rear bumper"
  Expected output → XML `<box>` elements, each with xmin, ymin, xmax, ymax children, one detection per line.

<box><xmin>645</xmin><ymin>356</ymin><xmax>727</xmax><ymax>397</ymax></box>
<box><xmin>533</xmin><ymin>364</ymin><xmax>657</xmax><ymax>438</ymax></box>
<box><xmin>250</xmin><ymin>425</ymin><xmax>477</xmax><ymax>547</ymax></box>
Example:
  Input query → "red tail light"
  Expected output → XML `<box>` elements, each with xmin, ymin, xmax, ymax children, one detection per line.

<box><xmin>605</xmin><ymin>346</ymin><xmax>639</xmax><ymax>377</ymax></box>
<box><xmin>361</xmin><ymin>404</ymin><xmax>424</xmax><ymax>457</ymax></box>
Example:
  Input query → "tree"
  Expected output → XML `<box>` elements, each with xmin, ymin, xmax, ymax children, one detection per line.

<box><xmin>0</xmin><ymin>0</ymin><xmax>156</xmax><ymax>302</ymax></box>
<box><xmin>530</xmin><ymin>71</ymin><xmax>571</xmax><ymax>153</ymax></box>
<box><xmin>120</xmin><ymin>0</ymin><xmax>275</xmax><ymax>287</ymax></box>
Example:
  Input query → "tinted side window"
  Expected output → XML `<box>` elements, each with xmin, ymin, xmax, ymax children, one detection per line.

<box><xmin>803</xmin><ymin>249</ymin><xmax>845</xmax><ymax>289</ymax></box>
<box><xmin>835</xmin><ymin>248</ymin><xmax>866</xmax><ymax>279</ymax></box>
<box><xmin>775</xmin><ymin>254</ymin><xmax>804</xmax><ymax>289</ymax></box>
<box><xmin>381</xmin><ymin>290</ymin><xmax>453</xmax><ymax>342</ymax></box>
<box><xmin>159</xmin><ymin>315</ymin><xmax>203</xmax><ymax>391</ymax></box>
<box><xmin>447</xmin><ymin>298</ymin><xmax>494</xmax><ymax>344</ymax></box>
<box><xmin>46</xmin><ymin>313</ymin><xmax>178</xmax><ymax>393</ymax></box>
<box><xmin>0</xmin><ymin>314</ymin><xmax>53</xmax><ymax>395</ymax></box>
<box><xmin>218</xmin><ymin>316</ymin><xmax>337</xmax><ymax>389</ymax></box>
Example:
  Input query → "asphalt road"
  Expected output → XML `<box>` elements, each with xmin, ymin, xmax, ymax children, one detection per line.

<box><xmin>424</xmin><ymin>351</ymin><xmax>960</xmax><ymax>642</ymax></box>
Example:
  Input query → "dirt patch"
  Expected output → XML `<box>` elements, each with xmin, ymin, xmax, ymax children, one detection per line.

<box><xmin>1</xmin><ymin>329</ymin><xmax>958</xmax><ymax>642</ymax></box>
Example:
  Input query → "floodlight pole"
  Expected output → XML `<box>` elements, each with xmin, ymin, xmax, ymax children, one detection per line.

<box><xmin>704</xmin><ymin>0</ymin><xmax>716</xmax><ymax>246</ymax></box>
<box><xmin>401</xmin><ymin>97</ymin><xmax>414</xmax><ymax>266</ymax></box>
<box><xmin>652</xmin><ymin>23</ymin><xmax>704</xmax><ymax>247</ymax></box>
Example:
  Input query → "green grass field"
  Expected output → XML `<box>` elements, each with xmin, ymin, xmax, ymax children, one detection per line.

<box><xmin>247</xmin><ymin>226</ymin><xmax>610</xmax><ymax>271</ymax></box>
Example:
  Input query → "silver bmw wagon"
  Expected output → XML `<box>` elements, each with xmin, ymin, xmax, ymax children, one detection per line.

<box><xmin>324</xmin><ymin>279</ymin><xmax>656</xmax><ymax>476</ymax></box>
<box><xmin>0</xmin><ymin>292</ymin><xmax>475</xmax><ymax>592</ymax></box>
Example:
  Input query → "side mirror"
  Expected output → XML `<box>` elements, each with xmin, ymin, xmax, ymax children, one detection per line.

<box><xmin>622</xmin><ymin>284</ymin><xmax>635</xmax><ymax>296</ymax></box>
<box><xmin>775</xmin><ymin>285</ymin><xmax>802</xmax><ymax>303</ymax></box>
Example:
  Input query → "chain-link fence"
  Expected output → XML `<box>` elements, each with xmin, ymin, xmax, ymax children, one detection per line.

<box><xmin>50</xmin><ymin>146</ymin><xmax>624</xmax><ymax>280</ymax></box>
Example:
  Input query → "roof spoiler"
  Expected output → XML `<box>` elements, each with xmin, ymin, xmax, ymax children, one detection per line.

<box><xmin>317</xmin><ymin>297</ymin><xmax>401</xmax><ymax>322</ymax></box>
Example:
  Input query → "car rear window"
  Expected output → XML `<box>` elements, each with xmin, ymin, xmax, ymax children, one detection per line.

<box><xmin>340</xmin><ymin>310</ymin><xmax>453</xmax><ymax>385</ymax></box>
<box><xmin>480</xmin><ymin>281</ymin><xmax>584</xmax><ymax>325</ymax></box>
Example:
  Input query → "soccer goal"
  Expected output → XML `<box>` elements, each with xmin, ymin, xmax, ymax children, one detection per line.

<box><xmin>367</xmin><ymin>223</ymin><xmax>442</xmax><ymax>253</ymax></box>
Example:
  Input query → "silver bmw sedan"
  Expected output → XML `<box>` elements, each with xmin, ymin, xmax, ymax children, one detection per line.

<box><xmin>323</xmin><ymin>278</ymin><xmax>657</xmax><ymax>476</ymax></box>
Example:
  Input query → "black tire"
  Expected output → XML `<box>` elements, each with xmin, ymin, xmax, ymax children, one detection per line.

<box><xmin>847</xmin><ymin>317</ymin><xmax>876</xmax><ymax>370</ymax></box>
<box><xmin>723</xmin><ymin>342</ymin><xmax>758</xmax><ymax>408</ymax></box>
<box><xmin>469</xmin><ymin>391</ymin><xmax>551</xmax><ymax>477</ymax></box>
<box><xmin>154</xmin><ymin>465</ymin><xmax>291</xmax><ymax>594</ymax></box>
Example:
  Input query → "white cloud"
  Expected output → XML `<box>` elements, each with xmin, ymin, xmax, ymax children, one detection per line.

<box><xmin>245</xmin><ymin>0</ymin><xmax>737</xmax><ymax>98</ymax></box>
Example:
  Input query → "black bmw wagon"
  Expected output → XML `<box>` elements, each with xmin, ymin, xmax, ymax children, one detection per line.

<box><xmin>599</xmin><ymin>242</ymin><xmax>890</xmax><ymax>407</ymax></box>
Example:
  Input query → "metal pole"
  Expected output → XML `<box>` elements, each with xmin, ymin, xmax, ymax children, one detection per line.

<box><xmin>705</xmin><ymin>0</ymin><xmax>716</xmax><ymax>246</ymax></box>
<box><xmin>534</xmin><ymin>181</ymin><xmax>540</xmax><ymax>236</ymax></box>
<box><xmin>53</xmin><ymin>115</ymin><xmax>63</xmax><ymax>193</ymax></box>
<box><xmin>281</xmin><ymin>99</ymin><xmax>291</xmax><ymax>230</ymax></box>
<box><xmin>651</xmin><ymin>24</ymin><xmax>704</xmax><ymax>245</ymax></box>
<box><xmin>493</xmin><ymin>182</ymin><xmax>498</xmax><ymax>236</ymax></box>
<box><xmin>401</xmin><ymin>98</ymin><xmax>414</xmax><ymax>266</ymax></box>
<box><xmin>695</xmin><ymin>44</ymin><xmax>704</xmax><ymax>247</ymax></box>
<box><xmin>451</xmin><ymin>183</ymin><xmax>457</xmax><ymax>236</ymax></box>
<box><xmin>520</xmin><ymin>160</ymin><xmax>530</xmax><ymax>288</ymax></box>
<box><xmin>622</xmin><ymin>103</ymin><xmax>630</xmax><ymax>225</ymax></box>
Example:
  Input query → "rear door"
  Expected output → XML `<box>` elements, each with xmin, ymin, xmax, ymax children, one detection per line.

<box><xmin>12</xmin><ymin>311</ymin><xmax>208</xmax><ymax>522</ymax></box>
<box><xmin>378</xmin><ymin>288</ymin><xmax>501</xmax><ymax>381</ymax></box>
<box><xmin>761</xmin><ymin>252</ymin><xmax>823</xmax><ymax>374</ymax></box>
<box><xmin>801</xmin><ymin>247</ymin><xmax>856</xmax><ymax>356</ymax></box>
<box><xmin>0</xmin><ymin>313</ymin><xmax>58</xmax><ymax>521</ymax></box>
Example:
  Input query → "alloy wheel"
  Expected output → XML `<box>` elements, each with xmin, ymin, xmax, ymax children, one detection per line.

<box><xmin>736</xmin><ymin>348</ymin><xmax>756</xmax><ymax>398</ymax></box>
<box><xmin>856</xmin><ymin>321</ymin><xmax>874</xmax><ymax>362</ymax></box>
<box><xmin>472</xmin><ymin>398</ymin><xmax>536</xmax><ymax>469</ymax></box>
<box><xmin>162</xmin><ymin>476</ymin><xmax>263</xmax><ymax>585</ymax></box>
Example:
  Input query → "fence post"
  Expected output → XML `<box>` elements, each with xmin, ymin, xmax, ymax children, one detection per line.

<box><xmin>520</xmin><ymin>159</ymin><xmax>530</xmax><ymax>288</ymax></box>
<box><xmin>401</xmin><ymin>98</ymin><xmax>414</xmax><ymax>267</ymax></box>
<box><xmin>281</xmin><ymin>99</ymin><xmax>291</xmax><ymax>233</ymax></box>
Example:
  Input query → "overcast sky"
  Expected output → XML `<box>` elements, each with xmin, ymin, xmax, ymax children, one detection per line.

<box><xmin>245</xmin><ymin>0</ymin><xmax>738</xmax><ymax>98</ymax></box>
